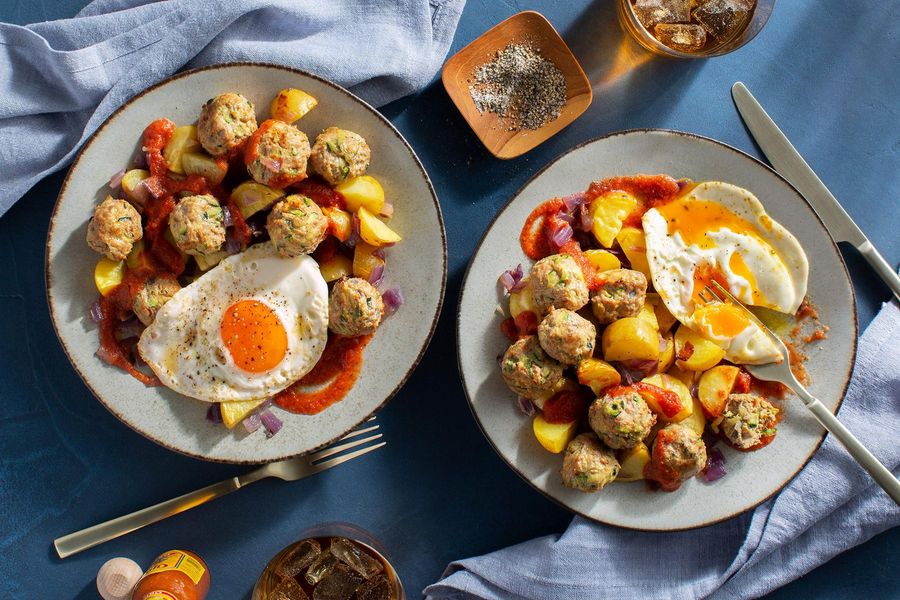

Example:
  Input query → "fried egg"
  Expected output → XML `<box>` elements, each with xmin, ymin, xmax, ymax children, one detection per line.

<box><xmin>138</xmin><ymin>242</ymin><xmax>328</xmax><ymax>402</ymax></box>
<box><xmin>643</xmin><ymin>181</ymin><xmax>808</xmax><ymax>364</ymax></box>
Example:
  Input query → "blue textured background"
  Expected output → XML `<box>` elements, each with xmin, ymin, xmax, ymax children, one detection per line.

<box><xmin>1</xmin><ymin>1</ymin><xmax>897</xmax><ymax>598</ymax></box>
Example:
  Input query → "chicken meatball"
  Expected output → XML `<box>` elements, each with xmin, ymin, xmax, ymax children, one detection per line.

<box><xmin>530</xmin><ymin>254</ymin><xmax>589</xmax><ymax>313</ymax></box>
<box><xmin>590</xmin><ymin>268</ymin><xmax>647</xmax><ymax>324</ymax></box>
<box><xmin>197</xmin><ymin>92</ymin><xmax>258</xmax><ymax>156</ymax></box>
<box><xmin>329</xmin><ymin>277</ymin><xmax>384</xmax><ymax>337</ymax></box>
<box><xmin>266</xmin><ymin>195</ymin><xmax>328</xmax><ymax>257</ymax></box>
<box><xmin>561</xmin><ymin>433</ymin><xmax>620</xmax><ymax>492</ymax></box>
<box><xmin>645</xmin><ymin>423</ymin><xmax>707</xmax><ymax>491</ymax></box>
<box><xmin>86</xmin><ymin>196</ymin><xmax>143</xmax><ymax>261</ymax></box>
<box><xmin>309</xmin><ymin>127</ymin><xmax>371</xmax><ymax>186</ymax></box>
<box><xmin>132</xmin><ymin>276</ymin><xmax>181</xmax><ymax>326</ymax></box>
<box><xmin>500</xmin><ymin>335</ymin><xmax>564</xmax><ymax>400</ymax></box>
<box><xmin>537</xmin><ymin>308</ymin><xmax>596</xmax><ymax>365</ymax></box>
<box><xmin>168</xmin><ymin>194</ymin><xmax>226</xmax><ymax>257</ymax></box>
<box><xmin>245</xmin><ymin>120</ymin><xmax>311</xmax><ymax>188</ymax></box>
<box><xmin>715</xmin><ymin>393</ymin><xmax>779</xmax><ymax>450</ymax></box>
<box><xmin>588</xmin><ymin>389</ymin><xmax>657</xmax><ymax>449</ymax></box>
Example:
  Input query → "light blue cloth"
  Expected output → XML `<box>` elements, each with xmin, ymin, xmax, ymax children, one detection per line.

<box><xmin>0</xmin><ymin>0</ymin><xmax>464</xmax><ymax>217</ymax></box>
<box><xmin>427</xmin><ymin>302</ymin><xmax>900</xmax><ymax>600</ymax></box>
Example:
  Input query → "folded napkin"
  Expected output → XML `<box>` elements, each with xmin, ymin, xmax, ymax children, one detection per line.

<box><xmin>0</xmin><ymin>0</ymin><xmax>465</xmax><ymax>217</ymax></box>
<box><xmin>426</xmin><ymin>302</ymin><xmax>900</xmax><ymax>600</ymax></box>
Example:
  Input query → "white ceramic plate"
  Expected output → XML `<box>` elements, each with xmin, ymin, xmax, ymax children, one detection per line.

<box><xmin>458</xmin><ymin>130</ymin><xmax>857</xmax><ymax>530</ymax></box>
<box><xmin>47</xmin><ymin>63</ymin><xmax>446</xmax><ymax>463</ymax></box>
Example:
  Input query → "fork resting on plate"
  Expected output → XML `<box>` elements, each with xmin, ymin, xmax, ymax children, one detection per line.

<box><xmin>700</xmin><ymin>282</ymin><xmax>900</xmax><ymax>505</ymax></box>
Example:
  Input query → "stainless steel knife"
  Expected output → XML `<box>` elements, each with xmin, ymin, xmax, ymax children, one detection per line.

<box><xmin>732</xmin><ymin>81</ymin><xmax>900</xmax><ymax>301</ymax></box>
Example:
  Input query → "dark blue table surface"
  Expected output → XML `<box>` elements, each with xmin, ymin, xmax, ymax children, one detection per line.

<box><xmin>1</xmin><ymin>1</ymin><xmax>897</xmax><ymax>599</ymax></box>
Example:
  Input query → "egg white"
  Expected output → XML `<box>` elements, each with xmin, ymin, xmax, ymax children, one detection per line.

<box><xmin>643</xmin><ymin>181</ymin><xmax>809</xmax><ymax>364</ymax></box>
<box><xmin>138</xmin><ymin>242</ymin><xmax>329</xmax><ymax>402</ymax></box>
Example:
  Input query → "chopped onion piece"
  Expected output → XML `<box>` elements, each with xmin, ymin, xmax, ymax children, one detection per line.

<box><xmin>258</xmin><ymin>155</ymin><xmax>282</xmax><ymax>172</ymax></box>
<box><xmin>577</xmin><ymin>203</ymin><xmax>593</xmax><ymax>232</ymax></box>
<box><xmin>129</xmin><ymin>179</ymin><xmax>152</xmax><ymax>209</ymax></box>
<box><xmin>498</xmin><ymin>264</ymin><xmax>525</xmax><ymax>294</ymax></box>
<box><xmin>379</xmin><ymin>202</ymin><xmax>394</xmax><ymax>218</ymax></box>
<box><xmin>516</xmin><ymin>396</ymin><xmax>536</xmax><ymax>416</ymax></box>
<box><xmin>109</xmin><ymin>168</ymin><xmax>126</xmax><ymax>190</ymax></box>
<box><xmin>368</xmin><ymin>263</ymin><xmax>385</xmax><ymax>287</ymax></box>
<box><xmin>115</xmin><ymin>317</ymin><xmax>144</xmax><ymax>341</ymax></box>
<box><xmin>702</xmin><ymin>447</ymin><xmax>728</xmax><ymax>482</ymax></box>
<box><xmin>259</xmin><ymin>409</ymin><xmax>283</xmax><ymax>438</ymax></box>
<box><xmin>556</xmin><ymin>211</ymin><xmax>575</xmax><ymax>226</ymax></box>
<box><xmin>143</xmin><ymin>176</ymin><xmax>166</xmax><ymax>199</ymax></box>
<box><xmin>562</xmin><ymin>192</ymin><xmax>587</xmax><ymax>212</ymax></box>
<box><xmin>345</xmin><ymin>213</ymin><xmax>362</xmax><ymax>248</ymax></box>
<box><xmin>222</xmin><ymin>205</ymin><xmax>234</xmax><ymax>227</ymax></box>
<box><xmin>549</xmin><ymin>222</ymin><xmax>573</xmax><ymax>249</ymax></box>
<box><xmin>89</xmin><ymin>300</ymin><xmax>103</xmax><ymax>323</ymax></box>
<box><xmin>225</xmin><ymin>232</ymin><xmax>242</xmax><ymax>255</ymax></box>
<box><xmin>206</xmin><ymin>404</ymin><xmax>222</xmax><ymax>424</ymax></box>
<box><xmin>382</xmin><ymin>287</ymin><xmax>404</xmax><ymax>317</ymax></box>
<box><xmin>95</xmin><ymin>345</ymin><xmax>117</xmax><ymax>365</ymax></box>
<box><xmin>242</xmin><ymin>413</ymin><xmax>262</xmax><ymax>433</ymax></box>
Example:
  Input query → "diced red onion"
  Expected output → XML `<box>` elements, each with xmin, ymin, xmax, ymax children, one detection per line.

<box><xmin>133</xmin><ymin>151</ymin><xmax>148</xmax><ymax>169</ymax></box>
<box><xmin>89</xmin><ymin>300</ymin><xmax>103</xmax><ymax>323</ymax></box>
<box><xmin>115</xmin><ymin>317</ymin><xmax>144</xmax><ymax>341</ymax></box>
<box><xmin>222</xmin><ymin>205</ymin><xmax>234</xmax><ymax>227</ymax></box>
<box><xmin>499</xmin><ymin>271</ymin><xmax>516</xmax><ymax>292</ymax></box>
<box><xmin>207</xmin><ymin>404</ymin><xmax>222</xmax><ymax>424</ymax></box>
<box><xmin>258</xmin><ymin>155</ymin><xmax>282</xmax><ymax>172</ymax></box>
<box><xmin>368</xmin><ymin>263</ymin><xmax>385</xmax><ymax>287</ymax></box>
<box><xmin>143</xmin><ymin>176</ymin><xmax>166</xmax><ymax>199</ymax></box>
<box><xmin>259</xmin><ymin>409</ymin><xmax>283</xmax><ymax>438</ymax></box>
<box><xmin>556</xmin><ymin>211</ymin><xmax>575</xmax><ymax>226</ymax></box>
<box><xmin>577</xmin><ymin>203</ymin><xmax>593</xmax><ymax>232</ymax></box>
<box><xmin>382</xmin><ymin>287</ymin><xmax>404</xmax><ymax>317</ymax></box>
<box><xmin>659</xmin><ymin>336</ymin><xmax>669</xmax><ymax>351</ymax></box>
<box><xmin>128</xmin><ymin>179</ymin><xmax>152</xmax><ymax>209</ymax></box>
<box><xmin>516</xmin><ymin>396</ymin><xmax>536</xmax><ymax>416</ymax></box>
<box><xmin>702</xmin><ymin>447</ymin><xmax>728</xmax><ymax>482</ymax></box>
<box><xmin>242</xmin><ymin>413</ymin><xmax>262</xmax><ymax>433</ymax></box>
<box><xmin>620</xmin><ymin>358</ymin><xmax>658</xmax><ymax>378</ymax></box>
<box><xmin>95</xmin><ymin>345</ymin><xmax>117</xmax><ymax>365</ymax></box>
<box><xmin>109</xmin><ymin>168</ymin><xmax>126</xmax><ymax>190</ymax></box>
<box><xmin>225</xmin><ymin>232</ymin><xmax>242</xmax><ymax>255</ymax></box>
<box><xmin>562</xmin><ymin>192</ymin><xmax>587</xmax><ymax>212</ymax></box>
<box><xmin>345</xmin><ymin>214</ymin><xmax>362</xmax><ymax>248</ymax></box>
<box><xmin>702</xmin><ymin>429</ymin><xmax>719</xmax><ymax>449</ymax></box>
<box><xmin>499</xmin><ymin>264</ymin><xmax>526</xmax><ymax>294</ymax></box>
<box><xmin>379</xmin><ymin>202</ymin><xmax>394</xmax><ymax>218</ymax></box>
<box><xmin>550</xmin><ymin>222</ymin><xmax>573</xmax><ymax>249</ymax></box>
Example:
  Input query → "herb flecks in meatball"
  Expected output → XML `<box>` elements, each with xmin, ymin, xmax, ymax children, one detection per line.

<box><xmin>329</xmin><ymin>277</ymin><xmax>383</xmax><ymax>337</ymax></box>
<box><xmin>500</xmin><ymin>335</ymin><xmax>564</xmax><ymax>400</ymax></box>
<box><xmin>716</xmin><ymin>393</ymin><xmax>779</xmax><ymax>450</ymax></box>
<box><xmin>266</xmin><ymin>195</ymin><xmax>328</xmax><ymax>257</ymax></box>
<box><xmin>309</xmin><ymin>127</ymin><xmax>371</xmax><ymax>186</ymax></box>
<box><xmin>561</xmin><ymin>433</ymin><xmax>620</xmax><ymax>492</ymax></box>
<box><xmin>591</xmin><ymin>268</ymin><xmax>647</xmax><ymax>324</ymax></box>
<box><xmin>645</xmin><ymin>423</ymin><xmax>706</xmax><ymax>492</ymax></box>
<box><xmin>537</xmin><ymin>308</ymin><xmax>596</xmax><ymax>365</ymax></box>
<box><xmin>530</xmin><ymin>254</ymin><xmax>589</xmax><ymax>313</ymax></box>
<box><xmin>588</xmin><ymin>389</ymin><xmax>656</xmax><ymax>449</ymax></box>
<box><xmin>197</xmin><ymin>92</ymin><xmax>258</xmax><ymax>156</ymax></box>
<box><xmin>168</xmin><ymin>194</ymin><xmax>226</xmax><ymax>257</ymax></box>
<box><xmin>245</xmin><ymin>120</ymin><xmax>311</xmax><ymax>188</ymax></box>
<box><xmin>86</xmin><ymin>196</ymin><xmax>143</xmax><ymax>261</ymax></box>
<box><xmin>133</xmin><ymin>276</ymin><xmax>181</xmax><ymax>326</ymax></box>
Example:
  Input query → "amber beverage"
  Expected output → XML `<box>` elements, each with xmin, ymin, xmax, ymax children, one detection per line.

<box><xmin>131</xmin><ymin>549</ymin><xmax>211</xmax><ymax>600</ymax></box>
<box><xmin>618</xmin><ymin>0</ymin><xmax>774</xmax><ymax>58</ymax></box>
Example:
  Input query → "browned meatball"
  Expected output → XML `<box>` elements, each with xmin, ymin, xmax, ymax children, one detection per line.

<box><xmin>537</xmin><ymin>308</ymin><xmax>596</xmax><ymax>364</ymax></box>
<box><xmin>133</xmin><ymin>276</ymin><xmax>181</xmax><ymax>325</ymax></box>
<box><xmin>644</xmin><ymin>423</ymin><xmax>706</xmax><ymax>492</ymax></box>
<box><xmin>530</xmin><ymin>254</ymin><xmax>589</xmax><ymax>312</ymax></box>
<box><xmin>715</xmin><ymin>393</ymin><xmax>779</xmax><ymax>450</ymax></box>
<box><xmin>86</xmin><ymin>196</ymin><xmax>143</xmax><ymax>261</ymax></box>
<box><xmin>328</xmin><ymin>278</ymin><xmax>384</xmax><ymax>337</ymax></box>
<box><xmin>168</xmin><ymin>194</ymin><xmax>225</xmax><ymax>257</ymax></box>
<box><xmin>197</xmin><ymin>92</ymin><xmax>258</xmax><ymax>156</ymax></box>
<box><xmin>309</xmin><ymin>127</ymin><xmax>371</xmax><ymax>186</ymax></box>
<box><xmin>588</xmin><ymin>389</ymin><xmax>656</xmax><ymax>449</ymax></box>
<box><xmin>246</xmin><ymin>120</ymin><xmax>311</xmax><ymax>187</ymax></box>
<box><xmin>500</xmin><ymin>335</ymin><xmax>563</xmax><ymax>400</ymax></box>
<box><xmin>561</xmin><ymin>433</ymin><xmax>620</xmax><ymax>492</ymax></box>
<box><xmin>590</xmin><ymin>268</ymin><xmax>647</xmax><ymax>324</ymax></box>
<box><xmin>266</xmin><ymin>195</ymin><xmax>328</xmax><ymax>257</ymax></box>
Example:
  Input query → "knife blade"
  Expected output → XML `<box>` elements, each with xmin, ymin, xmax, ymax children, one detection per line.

<box><xmin>732</xmin><ymin>81</ymin><xmax>900</xmax><ymax>301</ymax></box>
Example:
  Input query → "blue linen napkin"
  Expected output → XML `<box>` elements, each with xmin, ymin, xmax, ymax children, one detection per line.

<box><xmin>0</xmin><ymin>0</ymin><xmax>465</xmax><ymax>217</ymax></box>
<box><xmin>426</xmin><ymin>302</ymin><xmax>900</xmax><ymax>600</ymax></box>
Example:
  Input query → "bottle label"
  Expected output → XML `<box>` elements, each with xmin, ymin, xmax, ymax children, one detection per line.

<box><xmin>144</xmin><ymin>550</ymin><xmax>206</xmax><ymax>585</ymax></box>
<box><xmin>145</xmin><ymin>593</ymin><xmax>178</xmax><ymax>600</ymax></box>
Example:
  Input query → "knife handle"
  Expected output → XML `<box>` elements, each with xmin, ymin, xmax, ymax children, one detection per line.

<box><xmin>858</xmin><ymin>240</ymin><xmax>900</xmax><ymax>302</ymax></box>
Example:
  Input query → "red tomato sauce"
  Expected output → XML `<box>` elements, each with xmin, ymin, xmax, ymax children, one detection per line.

<box><xmin>642</xmin><ymin>426</ymin><xmax>686</xmax><ymax>492</ymax></box>
<box><xmin>97</xmin><ymin>269</ymin><xmax>158</xmax><ymax>386</ymax></box>
<box><xmin>585</xmin><ymin>174</ymin><xmax>684</xmax><ymax>228</ymax></box>
<box><xmin>543</xmin><ymin>390</ymin><xmax>588</xmax><ymax>424</ymax></box>
<box><xmin>294</xmin><ymin>177</ymin><xmax>347</xmax><ymax>209</ymax></box>
<box><xmin>143</xmin><ymin>118</ymin><xmax>175</xmax><ymax>177</ymax></box>
<box><xmin>520</xmin><ymin>198</ymin><xmax>564</xmax><ymax>261</ymax></box>
<box><xmin>274</xmin><ymin>334</ymin><xmax>372</xmax><ymax>415</ymax></box>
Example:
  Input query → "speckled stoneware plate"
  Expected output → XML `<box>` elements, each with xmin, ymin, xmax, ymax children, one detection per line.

<box><xmin>458</xmin><ymin>129</ymin><xmax>857</xmax><ymax>530</ymax></box>
<box><xmin>46</xmin><ymin>63</ymin><xmax>446</xmax><ymax>463</ymax></box>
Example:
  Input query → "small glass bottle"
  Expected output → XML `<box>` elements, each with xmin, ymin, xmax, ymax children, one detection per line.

<box><xmin>131</xmin><ymin>550</ymin><xmax>211</xmax><ymax>600</ymax></box>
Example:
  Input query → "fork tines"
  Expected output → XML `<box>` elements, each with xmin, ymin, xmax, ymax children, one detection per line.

<box><xmin>308</xmin><ymin>418</ymin><xmax>384</xmax><ymax>469</ymax></box>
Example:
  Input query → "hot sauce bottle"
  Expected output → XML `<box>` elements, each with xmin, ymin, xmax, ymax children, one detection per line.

<box><xmin>131</xmin><ymin>550</ymin><xmax>210</xmax><ymax>600</ymax></box>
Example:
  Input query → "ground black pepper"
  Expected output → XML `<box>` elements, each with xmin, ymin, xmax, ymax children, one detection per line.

<box><xmin>468</xmin><ymin>42</ymin><xmax>567</xmax><ymax>132</ymax></box>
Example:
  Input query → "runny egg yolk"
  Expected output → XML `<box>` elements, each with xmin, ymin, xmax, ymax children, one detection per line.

<box><xmin>655</xmin><ymin>199</ymin><xmax>762</xmax><ymax>249</ymax></box>
<box><xmin>693</xmin><ymin>303</ymin><xmax>750</xmax><ymax>339</ymax></box>
<box><xmin>220</xmin><ymin>299</ymin><xmax>288</xmax><ymax>373</ymax></box>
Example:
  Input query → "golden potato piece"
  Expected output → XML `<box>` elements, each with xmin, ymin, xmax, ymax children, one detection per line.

<box><xmin>674</xmin><ymin>324</ymin><xmax>726</xmax><ymax>371</ymax></box>
<box><xmin>616</xmin><ymin>441</ymin><xmax>650</xmax><ymax>482</ymax></box>
<box><xmin>615</xmin><ymin>226</ymin><xmax>651</xmax><ymax>279</ymax></box>
<box><xmin>601</xmin><ymin>317</ymin><xmax>660</xmax><ymax>362</ymax></box>
<box><xmin>698</xmin><ymin>365</ymin><xmax>740</xmax><ymax>419</ymax></box>
<box><xmin>576</xmin><ymin>358</ymin><xmax>622</xmax><ymax>396</ymax></box>
<box><xmin>583</xmin><ymin>249</ymin><xmax>621</xmax><ymax>272</ymax></box>
<box><xmin>641</xmin><ymin>373</ymin><xmax>693</xmax><ymax>422</ymax></box>
<box><xmin>590</xmin><ymin>191</ymin><xmax>637</xmax><ymax>248</ymax></box>
<box><xmin>533</xmin><ymin>414</ymin><xmax>578</xmax><ymax>454</ymax></box>
<box><xmin>270</xmin><ymin>88</ymin><xmax>318</xmax><ymax>123</ymax></box>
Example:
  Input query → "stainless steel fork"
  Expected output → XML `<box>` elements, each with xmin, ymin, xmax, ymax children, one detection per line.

<box><xmin>54</xmin><ymin>420</ymin><xmax>385</xmax><ymax>558</ymax></box>
<box><xmin>700</xmin><ymin>282</ymin><xmax>900</xmax><ymax>505</ymax></box>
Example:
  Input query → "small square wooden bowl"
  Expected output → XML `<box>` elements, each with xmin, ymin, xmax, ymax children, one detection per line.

<box><xmin>442</xmin><ymin>11</ymin><xmax>592</xmax><ymax>159</ymax></box>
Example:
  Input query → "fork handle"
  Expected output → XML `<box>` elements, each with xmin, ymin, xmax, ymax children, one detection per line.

<box><xmin>803</xmin><ymin>396</ymin><xmax>900</xmax><ymax>505</ymax></box>
<box><xmin>54</xmin><ymin>471</ymin><xmax>262</xmax><ymax>559</ymax></box>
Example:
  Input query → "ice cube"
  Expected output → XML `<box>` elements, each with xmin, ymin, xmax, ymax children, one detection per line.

<box><xmin>272</xmin><ymin>576</ymin><xmax>309</xmax><ymax>600</ymax></box>
<box><xmin>329</xmin><ymin>538</ymin><xmax>384</xmax><ymax>579</ymax></box>
<box><xmin>312</xmin><ymin>564</ymin><xmax>363</xmax><ymax>600</ymax></box>
<box><xmin>692</xmin><ymin>0</ymin><xmax>754</xmax><ymax>40</ymax></box>
<box><xmin>654</xmin><ymin>24</ymin><xmax>707</xmax><ymax>51</ymax></box>
<box><xmin>277</xmin><ymin>540</ymin><xmax>322</xmax><ymax>580</ymax></box>
<box><xmin>306</xmin><ymin>552</ymin><xmax>340</xmax><ymax>586</ymax></box>
<box><xmin>355</xmin><ymin>575</ymin><xmax>392</xmax><ymax>600</ymax></box>
<box><xmin>633</xmin><ymin>0</ymin><xmax>691</xmax><ymax>28</ymax></box>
